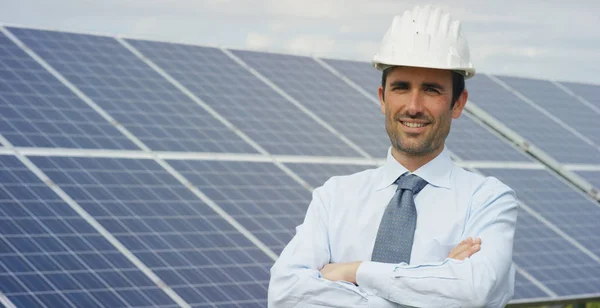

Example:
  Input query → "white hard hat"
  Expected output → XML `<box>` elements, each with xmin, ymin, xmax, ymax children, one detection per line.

<box><xmin>372</xmin><ymin>5</ymin><xmax>475</xmax><ymax>79</ymax></box>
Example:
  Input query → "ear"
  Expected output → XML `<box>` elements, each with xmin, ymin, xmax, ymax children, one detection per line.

<box><xmin>378</xmin><ymin>86</ymin><xmax>386</xmax><ymax>115</ymax></box>
<box><xmin>451</xmin><ymin>89</ymin><xmax>468</xmax><ymax>119</ymax></box>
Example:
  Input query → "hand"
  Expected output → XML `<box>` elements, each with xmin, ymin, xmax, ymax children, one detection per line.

<box><xmin>320</xmin><ymin>262</ymin><xmax>362</xmax><ymax>285</ymax></box>
<box><xmin>447</xmin><ymin>237</ymin><xmax>481</xmax><ymax>260</ymax></box>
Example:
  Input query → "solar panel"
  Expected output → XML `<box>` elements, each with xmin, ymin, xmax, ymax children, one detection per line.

<box><xmin>510</xmin><ymin>208</ymin><xmax>600</xmax><ymax>297</ymax></box>
<box><xmin>30</xmin><ymin>156</ymin><xmax>273</xmax><ymax>307</ymax></box>
<box><xmin>231</xmin><ymin>50</ymin><xmax>390</xmax><ymax>158</ymax></box>
<box><xmin>125</xmin><ymin>40</ymin><xmax>362</xmax><ymax>158</ymax></box>
<box><xmin>575</xmin><ymin>171</ymin><xmax>600</xmax><ymax>190</ymax></box>
<box><xmin>560</xmin><ymin>81</ymin><xmax>600</xmax><ymax>109</ymax></box>
<box><xmin>283</xmin><ymin>162</ymin><xmax>374</xmax><ymax>188</ymax></box>
<box><xmin>497</xmin><ymin>76</ymin><xmax>600</xmax><ymax>146</ymax></box>
<box><xmin>478</xmin><ymin>168</ymin><xmax>600</xmax><ymax>258</ymax></box>
<box><xmin>514</xmin><ymin>272</ymin><xmax>549</xmax><ymax>300</ymax></box>
<box><xmin>468</xmin><ymin>74</ymin><xmax>600</xmax><ymax>164</ymax></box>
<box><xmin>447</xmin><ymin>115</ymin><xmax>533</xmax><ymax>162</ymax></box>
<box><xmin>8</xmin><ymin>27</ymin><xmax>257</xmax><ymax>154</ymax></box>
<box><xmin>322</xmin><ymin>58</ymin><xmax>380</xmax><ymax>94</ymax></box>
<box><xmin>0</xmin><ymin>33</ymin><xmax>137</xmax><ymax>150</ymax></box>
<box><xmin>2</xmin><ymin>25</ymin><xmax>599</xmax><ymax>307</ymax></box>
<box><xmin>167</xmin><ymin>159</ymin><xmax>311</xmax><ymax>255</ymax></box>
<box><xmin>0</xmin><ymin>155</ymin><xmax>176</xmax><ymax>307</ymax></box>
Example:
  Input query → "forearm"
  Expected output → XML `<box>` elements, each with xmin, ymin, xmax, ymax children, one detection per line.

<box><xmin>357</xmin><ymin>257</ymin><xmax>514</xmax><ymax>308</ymax></box>
<box><xmin>269</xmin><ymin>266</ymin><xmax>368</xmax><ymax>307</ymax></box>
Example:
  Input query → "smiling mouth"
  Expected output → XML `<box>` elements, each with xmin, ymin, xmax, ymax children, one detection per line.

<box><xmin>400</xmin><ymin>121</ymin><xmax>429</xmax><ymax>128</ymax></box>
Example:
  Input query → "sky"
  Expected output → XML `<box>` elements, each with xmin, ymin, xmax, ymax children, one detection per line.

<box><xmin>2</xmin><ymin>0</ymin><xmax>600</xmax><ymax>84</ymax></box>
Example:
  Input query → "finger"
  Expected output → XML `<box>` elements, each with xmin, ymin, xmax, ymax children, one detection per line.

<box><xmin>454</xmin><ymin>244</ymin><xmax>481</xmax><ymax>260</ymax></box>
<box><xmin>449</xmin><ymin>238</ymin><xmax>474</xmax><ymax>257</ymax></box>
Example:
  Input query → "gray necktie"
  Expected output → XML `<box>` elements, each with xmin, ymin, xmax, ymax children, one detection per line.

<box><xmin>371</xmin><ymin>173</ymin><xmax>428</xmax><ymax>264</ymax></box>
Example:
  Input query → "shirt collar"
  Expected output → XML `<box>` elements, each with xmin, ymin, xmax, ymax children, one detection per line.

<box><xmin>376</xmin><ymin>146</ymin><xmax>453</xmax><ymax>190</ymax></box>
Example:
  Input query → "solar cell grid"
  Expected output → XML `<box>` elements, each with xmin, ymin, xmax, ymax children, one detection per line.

<box><xmin>232</xmin><ymin>50</ymin><xmax>390</xmax><ymax>158</ymax></box>
<box><xmin>30</xmin><ymin>156</ymin><xmax>273</xmax><ymax>307</ymax></box>
<box><xmin>447</xmin><ymin>115</ymin><xmax>533</xmax><ymax>162</ymax></box>
<box><xmin>322</xmin><ymin>58</ymin><xmax>381</xmax><ymax>95</ymax></box>
<box><xmin>168</xmin><ymin>159</ymin><xmax>312</xmax><ymax>255</ymax></box>
<box><xmin>126</xmin><ymin>40</ymin><xmax>360</xmax><ymax>157</ymax></box>
<box><xmin>498</xmin><ymin>76</ymin><xmax>600</xmax><ymax>146</ymax></box>
<box><xmin>513</xmin><ymin>272</ymin><xmax>550</xmax><ymax>300</ymax></box>
<box><xmin>9</xmin><ymin>27</ymin><xmax>256</xmax><ymax>154</ymax></box>
<box><xmin>283</xmin><ymin>162</ymin><xmax>373</xmax><ymax>188</ymax></box>
<box><xmin>561</xmin><ymin>81</ymin><xmax>600</xmax><ymax>110</ymax></box>
<box><xmin>0</xmin><ymin>155</ymin><xmax>176</xmax><ymax>308</ymax></box>
<box><xmin>0</xmin><ymin>32</ymin><xmax>137</xmax><ymax>150</ymax></box>
<box><xmin>479</xmin><ymin>168</ymin><xmax>600</xmax><ymax>258</ymax></box>
<box><xmin>469</xmin><ymin>75</ymin><xmax>600</xmax><ymax>164</ymax></box>
<box><xmin>511</xmin><ymin>209</ymin><xmax>600</xmax><ymax>296</ymax></box>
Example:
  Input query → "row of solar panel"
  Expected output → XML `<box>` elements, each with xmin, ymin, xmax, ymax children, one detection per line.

<box><xmin>1</xmin><ymin>27</ymin><xmax>599</xmax><ymax>178</ymax></box>
<box><xmin>1</xmin><ymin>151</ymin><xmax>600</xmax><ymax>307</ymax></box>
<box><xmin>0</xmin><ymin>151</ymin><xmax>600</xmax><ymax>307</ymax></box>
<box><xmin>0</xmin><ymin>25</ymin><xmax>599</xmax><ymax>307</ymax></box>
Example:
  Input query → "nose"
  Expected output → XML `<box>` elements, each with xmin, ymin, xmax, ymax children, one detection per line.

<box><xmin>406</xmin><ymin>90</ymin><xmax>425</xmax><ymax>115</ymax></box>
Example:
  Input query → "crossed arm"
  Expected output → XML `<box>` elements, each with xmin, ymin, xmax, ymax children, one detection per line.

<box><xmin>268</xmin><ymin>179</ymin><xmax>518</xmax><ymax>307</ymax></box>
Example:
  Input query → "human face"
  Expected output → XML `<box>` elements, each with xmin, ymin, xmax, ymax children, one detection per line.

<box><xmin>379</xmin><ymin>66</ymin><xmax>467</xmax><ymax>161</ymax></box>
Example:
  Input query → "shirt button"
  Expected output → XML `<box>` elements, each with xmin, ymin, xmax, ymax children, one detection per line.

<box><xmin>372</xmin><ymin>289</ymin><xmax>378</xmax><ymax>295</ymax></box>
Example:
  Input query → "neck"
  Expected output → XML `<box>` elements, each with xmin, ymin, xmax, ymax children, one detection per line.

<box><xmin>391</xmin><ymin>145</ymin><xmax>445</xmax><ymax>172</ymax></box>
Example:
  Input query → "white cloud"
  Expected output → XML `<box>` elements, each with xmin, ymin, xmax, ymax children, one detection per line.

<box><xmin>245</xmin><ymin>32</ymin><xmax>272</xmax><ymax>50</ymax></box>
<box><xmin>286</xmin><ymin>35</ymin><xmax>336</xmax><ymax>55</ymax></box>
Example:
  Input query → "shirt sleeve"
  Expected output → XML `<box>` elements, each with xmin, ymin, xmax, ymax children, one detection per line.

<box><xmin>268</xmin><ymin>177</ymin><xmax>371</xmax><ymax>308</ymax></box>
<box><xmin>356</xmin><ymin>177</ymin><xmax>518</xmax><ymax>308</ymax></box>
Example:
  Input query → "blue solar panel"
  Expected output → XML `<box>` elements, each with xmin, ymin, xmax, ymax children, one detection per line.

<box><xmin>0</xmin><ymin>155</ymin><xmax>176</xmax><ymax>307</ymax></box>
<box><xmin>232</xmin><ymin>50</ymin><xmax>389</xmax><ymax>158</ymax></box>
<box><xmin>447</xmin><ymin>115</ymin><xmax>533</xmax><ymax>162</ymax></box>
<box><xmin>560</xmin><ymin>81</ymin><xmax>600</xmax><ymax>109</ymax></box>
<box><xmin>512</xmin><ymin>209</ymin><xmax>600</xmax><ymax>296</ymax></box>
<box><xmin>9</xmin><ymin>27</ymin><xmax>257</xmax><ymax>154</ymax></box>
<box><xmin>479</xmin><ymin>168</ymin><xmax>600</xmax><ymax>258</ymax></box>
<box><xmin>575</xmin><ymin>171</ymin><xmax>600</xmax><ymax>190</ymax></box>
<box><xmin>30</xmin><ymin>156</ymin><xmax>272</xmax><ymax>307</ymax></box>
<box><xmin>167</xmin><ymin>160</ymin><xmax>311</xmax><ymax>255</ymax></box>
<box><xmin>322</xmin><ymin>58</ymin><xmax>380</xmax><ymax>95</ymax></box>
<box><xmin>125</xmin><ymin>40</ymin><xmax>362</xmax><ymax>157</ymax></box>
<box><xmin>323</xmin><ymin>58</ymin><xmax>534</xmax><ymax>162</ymax></box>
<box><xmin>0</xmin><ymin>33</ymin><xmax>137</xmax><ymax>150</ymax></box>
<box><xmin>498</xmin><ymin>76</ymin><xmax>600</xmax><ymax>146</ymax></box>
<box><xmin>514</xmin><ymin>272</ymin><xmax>549</xmax><ymax>300</ymax></box>
<box><xmin>283</xmin><ymin>162</ymin><xmax>373</xmax><ymax>188</ymax></box>
<box><xmin>469</xmin><ymin>74</ymin><xmax>600</xmax><ymax>164</ymax></box>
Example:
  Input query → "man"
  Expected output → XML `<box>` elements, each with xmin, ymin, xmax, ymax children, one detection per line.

<box><xmin>269</xmin><ymin>5</ymin><xmax>517</xmax><ymax>307</ymax></box>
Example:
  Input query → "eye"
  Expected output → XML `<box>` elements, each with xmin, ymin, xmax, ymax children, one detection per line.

<box><xmin>424</xmin><ymin>87</ymin><xmax>441</xmax><ymax>94</ymax></box>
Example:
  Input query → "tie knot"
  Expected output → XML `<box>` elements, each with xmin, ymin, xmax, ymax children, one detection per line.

<box><xmin>395</xmin><ymin>174</ymin><xmax>428</xmax><ymax>194</ymax></box>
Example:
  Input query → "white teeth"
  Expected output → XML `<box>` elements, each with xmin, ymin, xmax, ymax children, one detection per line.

<box><xmin>402</xmin><ymin>122</ymin><xmax>426</xmax><ymax>128</ymax></box>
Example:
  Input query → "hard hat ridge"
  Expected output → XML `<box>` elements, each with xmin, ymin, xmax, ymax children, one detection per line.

<box><xmin>372</xmin><ymin>4</ymin><xmax>476</xmax><ymax>78</ymax></box>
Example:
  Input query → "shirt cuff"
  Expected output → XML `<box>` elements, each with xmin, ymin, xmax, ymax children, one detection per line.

<box><xmin>356</xmin><ymin>261</ymin><xmax>397</xmax><ymax>297</ymax></box>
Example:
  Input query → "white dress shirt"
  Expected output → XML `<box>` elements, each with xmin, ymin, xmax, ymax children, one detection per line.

<box><xmin>269</xmin><ymin>147</ymin><xmax>518</xmax><ymax>307</ymax></box>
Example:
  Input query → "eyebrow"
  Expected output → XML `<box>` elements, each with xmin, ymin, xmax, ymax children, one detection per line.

<box><xmin>389</xmin><ymin>80</ymin><xmax>446</xmax><ymax>91</ymax></box>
